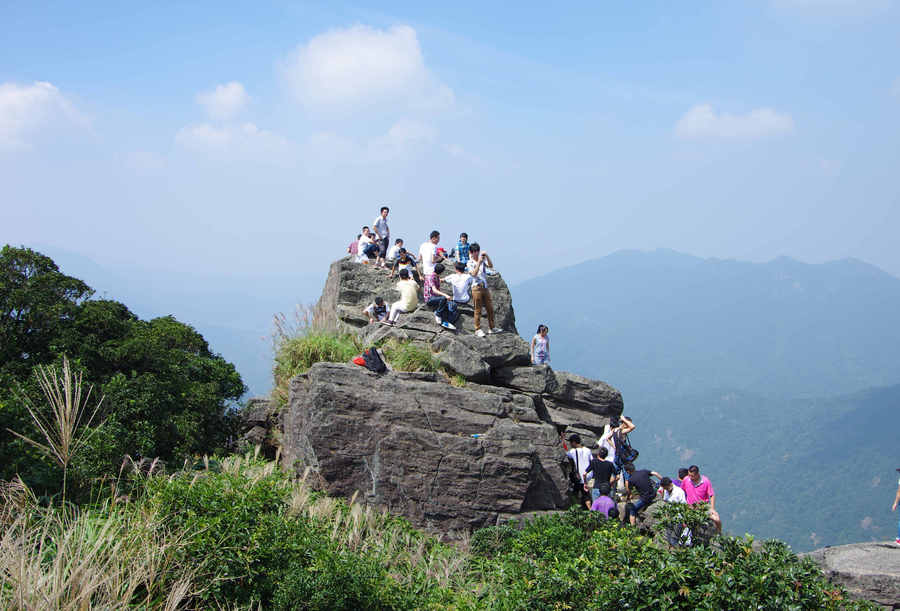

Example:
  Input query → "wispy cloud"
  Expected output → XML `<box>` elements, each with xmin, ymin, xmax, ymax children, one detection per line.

<box><xmin>675</xmin><ymin>104</ymin><xmax>795</xmax><ymax>140</ymax></box>
<box><xmin>196</xmin><ymin>82</ymin><xmax>250</xmax><ymax>121</ymax></box>
<box><xmin>280</xmin><ymin>25</ymin><xmax>453</xmax><ymax>113</ymax></box>
<box><xmin>0</xmin><ymin>81</ymin><xmax>84</xmax><ymax>150</ymax></box>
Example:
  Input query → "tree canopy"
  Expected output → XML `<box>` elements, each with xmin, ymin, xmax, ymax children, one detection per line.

<box><xmin>0</xmin><ymin>246</ymin><xmax>245</xmax><ymax>497</ymax></box>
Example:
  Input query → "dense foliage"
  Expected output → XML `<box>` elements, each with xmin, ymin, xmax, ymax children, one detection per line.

<box><xmin>0</xmin><ymin>246</ymin><xmax>245</xmax><ymax>499</ymax></box>
<box><xmin>1</xmin><ymin>456</ymin><xmax>874</xmax><ymax>609</ymax></box>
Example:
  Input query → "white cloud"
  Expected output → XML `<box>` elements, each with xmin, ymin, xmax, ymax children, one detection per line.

<box><xmin>674</xmin><ymin>104</ymin><xmax>795</xmax><ymax>140</ymax></box>
<box><xmin>175</xmin><ymin>122</ymin><xmax>289</xmax><ymax>158</ymax></box>
<box><xmin>0</xmin><ymin>81</ymin><xmax>82</xmax><ymax>150</ymax></box>
<box><xmin>196</xmin><ymin>82</ymin><xmax>249</xmax><ymax>121</ymax></box>
<box><xmin>281</xmin><ymin>25</ymin><xmax>454</xmax><ymax>112</ymax></box>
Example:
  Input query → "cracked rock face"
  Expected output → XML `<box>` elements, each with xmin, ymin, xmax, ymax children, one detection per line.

<box><xmin>282</xmin><ymin>257</ymin><xmax>625</xmax><ymax>535</ymax></box>
<box><xmin>802</xmin><ymin>542</ymin><xmax>900</xmax><ymax>608</ymax></box>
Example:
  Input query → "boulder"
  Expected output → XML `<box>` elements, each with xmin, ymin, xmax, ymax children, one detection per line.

<box><xmin>550</xmin><ymin>372</ymin><xmax>623</xmax><ymax>416</ymax></box>
<box><xmin>283</xmin><ymin>363</ymin><xmax>567</xmax><ymax>532</ymax></box>
<box><xmin>432</xmin><ymin>336</ymin><xmax>491</xmax><ymax>382</ymax></box>
<box><xmin>494</xmin><ymin>364</ymin><xmax>560</xmax><ymax>394</ymax></box>
<box><xmin>803</xmin><ymin>542</ymin><xmax>900</xmax><ymax>608</ymax></box>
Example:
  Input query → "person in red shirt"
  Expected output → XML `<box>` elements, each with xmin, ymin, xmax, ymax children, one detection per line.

<box><xmin>681</xmin><ymin>464</ymin><xmax>722</xmax><ymax>533</ymax></box>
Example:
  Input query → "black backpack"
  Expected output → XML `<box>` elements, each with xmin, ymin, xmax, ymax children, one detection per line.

<box><xmin>362</xmin><ymin>348</ymin><xmax>387</xmax><ymax>374</ymax></box>
<box><xmin>615</xmin><ymin>433</ymin><xmax>639</xmax><ymax>466</ymax></box>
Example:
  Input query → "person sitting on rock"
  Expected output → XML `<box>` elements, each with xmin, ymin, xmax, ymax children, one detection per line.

<box><xmin>466</xmin><ymin>243</ymin><xmax>501</xmax><ymax>337</ymax></box>
<box><xmin>418</xmin><ymin>230</ymin><xmax>444</xmax><ymax>281</ymax></box>
<box><xmin>386</xmin><ymin>238</ymin><xmax>403</xmax><ymax>265</ymax></box>
<box><xmin>390</xmin><ymin>248</ymin><xmax>420</xmax><ymax>283</ymax></box>
<box><xmin>590</xmin><ymin>482</ymin><xmax>616</xmax><ymax>518</ymax></box>
<box><xmin>357</xmin><ymin>226</ymin><xmax>378</xmax><ymax>263</ymax></box>
<box><xmin>445</xmin><ymin>261</ymin><xmax>476</xmax><ymax>326</ymax></box>
<box><xmin>584</xmin><ymin>445</ymin><xmax>617</xmax><ymax>504</ymax></box>
<box><xmin>363</xmin><ymin>296</ymin><xmax>388</xmax><ymax>324</ymax></box>
<box><xmin>384</xmin><ymin>268</ymin><xmax>419</xmax><ymax>326</ymax></box>
<box><xmin>347</xmin><ymin>233</ymin><xmax>360</xmax><ymax>258</ymax></box>
<box><xmin>531</xmin><ymin>324</ymin><xmax>550</xmax><ymax>365</ymax></box>
<box><xmin>623</xmin><ymin>462</ymin><xmax>662</xmax><ymax>525</ymax></box>
<box><xmin>681</xmin><ymin>465</ymin><xmax>722</xmax><ymax>533</ymax></box>
<box><xmin>423</xmin><ymin>263</ymin><xmax>456</xmax><ymax>330</ymax></box>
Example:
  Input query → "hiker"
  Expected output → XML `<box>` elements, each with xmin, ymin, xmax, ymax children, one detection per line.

<box><xmin>423</xmin><ymin>263</ymin><xmax>456</xmax><ymax>329</ymax></box>
<box><xmin>372</xmin><ymin>206</ymin><xmax>390</xmax><ymax>268</ymax></box>
<box><xmin>660</xmin><ymin>477</ymin><xmax>686</xmax><ymax>504</ymax></box>
<box><xmin>675</xmin><ymin>468</ymin><xmax>688</xmax><ymax>488</ymax></box>
<box><xmin>622</xmin><ymin>463</ymin><xmax>662</xmax><ymax>525</ymax></box>
<box><xmin>584</xmin><ymin>446</ymin><xmax>617</xmax><ymax>503</ymax></box>
<box><xmin>466</xmin><ymin>243</ymin><xmax>500</xmax><ymax>337</ymax></box>
<box><xmin>681</xmin><ymin>465</ymin><xmax>722</xmax><ymax>533</ymax></box>
<box><xmin>390</xmin><ymin>248</ymin><xmax>420</xmax><ymax>282</ymax></box>
<box><xmin>347</xmin><ymin>234</ymin><xmax>360</xmax><ymax>257</ymax></box>
<box><xmin>386</xmin><ymin>238</ymin><xmax>403</xmax><ymax>264</ymax></box>
<box><xmin>385</xmin><ymin>268</ymin><xmax>418</xmax><ymax>325</ymax></box>
<box><xmin>418</xmin><ymin>230</ymin><xmax>445</xmax><ymax>282</ymax></box>
<box><xmin>444</xmin><ymin>261</ymin><xmax>476</xmax><ymax>325</ymax></box>
<box><xmin>599</xmin><ymin>415</ymin><xmax>635</xmax><ymax>477</ymax></box>
<box><xmin>531</xmin><ymin>324</ymin><xmax>550</xmax><ymax>365</ymax></box>
<box><xmin>363</xmin><ymin>296</ymin><xmax>388</xmax><ymax>324</ymax></box>
<box><xmin>590</xmin><ymin>482</ymin><xmax>617</xmax><ymax>518</ymax></box>
<box><xmin>358</xmin><ymin>226</ymin><xmax>377</xmax><ymax>263</ymax></box>
<box><xmin>457</xmin><ymin>232</ymin><xmax>470</xmax><ymax>264</ymax></box>
<box><xmin>892</xmin><ymin>468</ymin><xmax>900</xmax><ymax>545</ymax></box>
<box><xmin>565</xmin><ymin>433</ymin><xmax>593</xmax><ymax>509</ymax></box>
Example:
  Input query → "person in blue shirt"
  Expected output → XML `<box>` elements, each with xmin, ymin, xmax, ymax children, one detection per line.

<box><xmin>457</xmin><ymin>232</ymin><xmax>470</xmax><ymax>264</ymax></box>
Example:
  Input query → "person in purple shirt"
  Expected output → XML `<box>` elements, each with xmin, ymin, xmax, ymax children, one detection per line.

<box><xmin>590</xmin><ymin>483</ymin><xmax>617</xmax><ymax>518</ymax></box>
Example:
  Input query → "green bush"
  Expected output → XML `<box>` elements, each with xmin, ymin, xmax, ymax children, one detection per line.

<box><xmin>272</xmin><ymin>331</ymin><xmax>360</xmax><ymax>404</ymax></box>
<box><xmin>381</xmin><ymin>340</ymin><xmax>438</xmax><ymax>372</ymax></box>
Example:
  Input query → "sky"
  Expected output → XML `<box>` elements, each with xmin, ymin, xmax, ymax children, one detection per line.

<box><xmin>3</xmin><ymin>0</ymin><xmax>900</xmax><ymax>288</ymax></box>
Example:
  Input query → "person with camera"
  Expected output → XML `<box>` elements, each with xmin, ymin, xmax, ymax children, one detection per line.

<box><xmin>466</xmin><ymin>243</ymin><xmax>501</xmax><ymax>337</ymax></box>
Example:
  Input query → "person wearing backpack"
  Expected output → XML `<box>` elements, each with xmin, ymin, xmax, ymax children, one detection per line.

<box><xmin>564</xmin><ymin>433</ymin><xmax>593</xmax><ymax>509</ymax></box>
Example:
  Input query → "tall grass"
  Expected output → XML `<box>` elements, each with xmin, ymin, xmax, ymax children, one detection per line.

<box><xmin>381</xmin><ymin>340</ymin><xmax>438</xmax><ymax>373</ymax></box>
<box><xmin>7</xmin><ymin>356</ymin><xmax>104</xmax><ymax>505</ymax></box>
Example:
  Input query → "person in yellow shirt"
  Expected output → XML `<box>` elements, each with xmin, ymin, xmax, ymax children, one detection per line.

<box><xmin>385</xmin><ymin>268</ymin><xmax>419</xmax><ymax>325</ymax></box>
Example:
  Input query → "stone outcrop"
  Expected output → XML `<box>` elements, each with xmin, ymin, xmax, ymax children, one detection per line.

<box><xmin>282</xmin><ymin>256</ymin><xmax>624</xmax><ymax>534</ymax></box>
<box><xmin>803</xmin><ymin>542</ymin><xmax>900</xmax><ymax>608</ymax></box>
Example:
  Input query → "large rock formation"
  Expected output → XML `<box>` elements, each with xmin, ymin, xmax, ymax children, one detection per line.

<box><xmin>282</xmin><ymin>257</ymin><xmax>624</xmax><ymax>534</ymax></box>
<box><xmin>803</xmin><ymin>542</ymin><xmax>900</xmax><ymax>608</ymax></box>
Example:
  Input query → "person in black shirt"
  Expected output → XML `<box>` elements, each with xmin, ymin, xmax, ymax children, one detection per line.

<box><xmin>623</xmin><ymin>462</ymin><xmax>662</xmax><ymax>525</ymax></box>
<box><xmin>584</xmin><ymin>446</ymin><xmax>618</xmax><ymax>504</ymax></box>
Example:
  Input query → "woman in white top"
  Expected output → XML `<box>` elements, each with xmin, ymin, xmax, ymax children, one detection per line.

<box><xmin>531</xmin><ymin>324</ymin><xmax>550</xmax><ymax>365</ymax></box>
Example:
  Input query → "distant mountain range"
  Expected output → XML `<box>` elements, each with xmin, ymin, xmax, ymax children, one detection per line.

<box><xmin>513</xmin><ymin>249</ymin><xmax>900</xmax><ymax>551</ymax></box>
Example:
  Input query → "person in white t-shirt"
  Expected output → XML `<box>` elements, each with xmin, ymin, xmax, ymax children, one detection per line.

<box><xmin>386</xmin><ymin>238</ymin><xmax>403</xmax><ymax>265</ymax></box>
<box><xmin>660</xmin><ymin>477</ymin><xmax>687</xmax><ymax>504</ymax></box>
<box><xmin>372</xmin><ymin>206</ymin><xmax>390</xmax><ymax>268</ymax></box>
<box><xmin>418</xmin><ymin>230</ymin><xmax>444</xmax><ymax>277</ymax></box>
<box><xmin>444</xmin><ymin>261</ymin><xmax>476</xmax><ymax>325</ymax></box>
<box><xmin>466</xmin><ymin>243</ymin><xmax>500</xmax><ymax>337</ymax></box>
<box><xmin>357</xmin><ymin>227</ymin><xmax>377</xmax><ymax>263</ymax></box>
<box><xmin>565</xmin><ymin>433</ymin><xmax>594</xmax><ymax>509</ymax></box>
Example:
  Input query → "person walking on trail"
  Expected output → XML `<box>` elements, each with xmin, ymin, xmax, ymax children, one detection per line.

<box><xmin>565</xmin><ymin>433</ymin><xmax>593</xmax><ymax>509</ymax></box>
<box><xmin>423</xmin><ymin>263</ymin><xmax>456</xmax><ymax>330</ymax></box>
<box><xmin>892</xmin><ymin>468</ymin><xmax>900</xmax><ymax>545</ymax></box>
<box><xmin>384</xmin><ymin>268</ymin><xmax>418</xmax><ymax>325</ymax></box>
<box><xmin>372</xmin><ymin>206</ymin><xmax>390</xmax><ymax>268</ymax></box>
<box><xmin>584</xmin><ymin>446</ymin><xmax>617</xmax><ymax>503</ymax></box>
<box><xmin>466</xmin><ymin>243</ymin><xmax>500</xmax><ymax>337</ymax></box>
<box><xmin>531</xmin><ymin>324</ymin><xmax>550</xmax><ymax>365</ymax></box>
<box><xmin>623</xmin><ymin>463</ymin><xmax>662</xmax><ymax>525</ymax></box>
<box><xmin>681</xmin><ymin>465</ymin><xmax>722</xmax><ymax>533</ymax></box>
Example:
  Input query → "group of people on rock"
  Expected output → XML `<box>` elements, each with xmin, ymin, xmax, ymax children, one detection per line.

<box><xmin>564</xmin><ymin>417</ymin><xmax>722</xmax><ymax>534</ymax></box>
<box><xmin>349</xmin><ymin>207</ymin><xmax>504</xmax><ymax>338</ymax></box>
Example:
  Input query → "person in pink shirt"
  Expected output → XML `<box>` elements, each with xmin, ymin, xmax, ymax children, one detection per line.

<box><xmin>681</xmin><ymin>464</ymin><xmax>722</xmax><ymax>533</ymax></box>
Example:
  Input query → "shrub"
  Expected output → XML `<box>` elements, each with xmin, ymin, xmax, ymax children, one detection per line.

<box><xmin>381</xmin><ymin>340</ymin><xmax>438</xmax><ymax>372</ymax></box>
<box><xmin>272</xmin><ymin>332</ymin><xmax>360</xmax><ymax>405</ymax></box>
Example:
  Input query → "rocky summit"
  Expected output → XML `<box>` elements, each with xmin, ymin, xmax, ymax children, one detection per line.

<box><xmin>280</xmin><ymin>257</ymin><xmax>624</xmax><ymax>534</ymax></box>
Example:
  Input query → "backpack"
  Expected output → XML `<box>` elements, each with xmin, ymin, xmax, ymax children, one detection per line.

<box><xmin>361</xmin><ymin>347</ymin><xmax>387</xmax><ymax>374</ymax></box>
<box><xmin>614</xmin><ymin>433</ymin><xmax>639</xmax><ymax>467</ymax></box>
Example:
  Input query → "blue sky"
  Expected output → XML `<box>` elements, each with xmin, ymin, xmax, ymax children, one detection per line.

<box><xmin>3</xmin><ymin>0</ymin><xmax>900</xmax><ymax>286</ymax></box>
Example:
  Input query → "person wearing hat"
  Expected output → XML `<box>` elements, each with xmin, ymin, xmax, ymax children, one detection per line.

<box><xmin>892</xmin><ymin>468</ymin><xmax>900</xmax><ymax>546</ymax></box>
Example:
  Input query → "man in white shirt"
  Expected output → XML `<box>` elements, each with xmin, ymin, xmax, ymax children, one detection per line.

<box><xmin>372</xmin><ymin>206</ymin><xmax>390</xmax><ymax>268</ymax></box>
<box><xmin>418</xmin><ymin>230</ymin><xmax>444</xmax><ymax>276</ymax></box>
<box><xmin>565</xmin><ymin>433</ymin><xmax>593</xmax><ymax>509</ymax></box>
<box><xmin>443</xmin><ymin>261</ymin><xmax>475</xmax><ymax>326</ymax></box>
<box><xmin>660</xmin><ymin>477</ymin><xmax>687</xmax><ymax>504</ymax></box>
<box><xmin>385</xmin><ymin>238</ymin><xmax>403</xmax><ymax>265</ymax></box>
<box><xmin>466</xmin><ymin>243</ymin><xmax>500</xmax><ymax>337</ymax></box>
<box><xmin>357</xmin><ymin>226</ymin><xmax>377</xmax><ymax>263</ymax></box>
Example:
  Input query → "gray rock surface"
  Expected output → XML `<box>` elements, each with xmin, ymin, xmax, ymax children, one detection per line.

<box><xmin>278</xmin><ymin>257</ymin><xmax>625</xmax><ymax>535</ymax></box>
<box><xmin>803</xmin><ymin>542</ymin><xmax>900</xmax><ymax>608</ymax></box>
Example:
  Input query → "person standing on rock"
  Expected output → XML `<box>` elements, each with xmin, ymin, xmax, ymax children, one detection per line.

<box><xmin>531</xmin><ymin>324</ymin><xmax>550</xmax><ymax>365</ymax></box>
<box><xmin>466</xmin><ymin>243</ymin><xmax>500</xmax><ymax>337</ymax></box>
<box><xmin>584</xmin><ymin>446</ymin><xmax>617</xmax><ymax>503</ymax></box>
<box><xmin>892</xmin><ymin>468</ymin><xmax>900</xmax><ymax>545</ymax></box>
<box><xmin>681</xmin><ymin>465</ymin><xmax>722</xmax><ymax>533</ymax></box>
<box><xmin>418</xmin><ymin>230</ymin><xmax>445</xmax><ymax>280</ymax></box>
<box><xmin>423</xmin><ymin>263</ymin><xmax>456</xmax><ymax>330</ymax></box>
<box><xmin>565</xmin><ymin>433</ymin><xmax>593</xmax><ymax>509</ymax></box>
<box><xmin>372</xmin><ymin>206</ymin><xmax>390</xmax><ymax>269</ymax></box>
